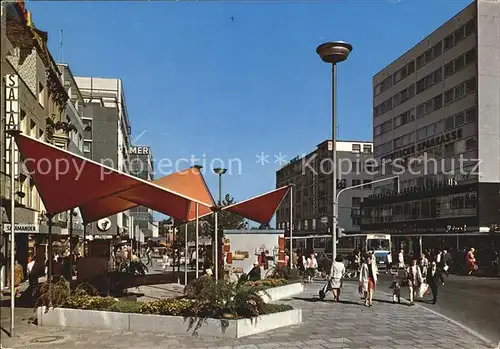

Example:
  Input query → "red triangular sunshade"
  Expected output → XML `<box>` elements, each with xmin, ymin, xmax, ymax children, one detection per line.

<box><xmin>222</xmin><ymin>186</ymin><xmax>290</xmax><ymax>224</ymax></box>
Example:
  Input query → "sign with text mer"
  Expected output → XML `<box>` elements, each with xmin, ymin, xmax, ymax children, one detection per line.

<box><xmin>5</xmin><ymin>74</ymin><xmax>20</xmax><ymax>177</ymax></box>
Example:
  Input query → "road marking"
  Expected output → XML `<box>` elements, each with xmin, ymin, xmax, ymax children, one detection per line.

<box><xmin>379</xmin><ymin>290</ymin><xmax>496</xmax><ymax>348</ymax></box>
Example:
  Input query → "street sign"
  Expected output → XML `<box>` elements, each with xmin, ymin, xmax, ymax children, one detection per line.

<box><xmin>2</xmin><ymin>223</ymin><xmax>38</xmax><ymax>233</ymax></box>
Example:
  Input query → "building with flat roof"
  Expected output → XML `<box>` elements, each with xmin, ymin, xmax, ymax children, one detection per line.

<box><xmin>362</xmin><ymin>0</ymin><xmax>500</xmax><ymax>254</ymax></box>
<box><xmin>129</xmin><ymin>145</ymin><xmax>156</xmax><ymax>238</ymax></box>
<box><xmin>75</xmin><ymin>77</ymin><xmax>133</xmax><ymax>237</ymax></box>
<box><xmin>276</xmin><ymin>140</ymin><xmax>374</xmax><ymax>254</ymax></box>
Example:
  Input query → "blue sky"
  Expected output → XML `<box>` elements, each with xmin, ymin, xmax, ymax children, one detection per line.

<box><xmin>27</xmin><ymin>0</ymin><xmax>470</xmax><ymax>221</ymax></box>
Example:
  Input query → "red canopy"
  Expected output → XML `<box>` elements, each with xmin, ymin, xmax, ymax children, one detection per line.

<box><xmin>12</xmin><ymin>133</ymin><xmax>211</xmax><ymax>220</ymax></box>
<box><xmin>221</xmin><ymin>186</ymin><xmax>290</xmax><ymax>224</ymax></box>
<box><xmin>79</xmin><ymin>166</ymin><xmax>215</xmax><ymax>223</ymax></box>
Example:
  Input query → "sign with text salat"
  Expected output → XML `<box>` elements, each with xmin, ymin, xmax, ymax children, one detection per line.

<box><xmin>5</xmin><ymin>74</ymin><xmax>20</xmax><ymax>177</ymax></box>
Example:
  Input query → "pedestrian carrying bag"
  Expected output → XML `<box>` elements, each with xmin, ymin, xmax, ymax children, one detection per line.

<box><xmin>319</xmin><ymin>279</ymin><xmax>332</xmax><ymax>300</ymax></box>
<box><xmin>417</xmin><ymin>283</ymin><xmax>429</xmax><ymax>299</ymax></box>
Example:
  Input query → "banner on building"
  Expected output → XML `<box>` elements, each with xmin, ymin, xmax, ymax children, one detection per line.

<box><xmin>5</xmin><ymin>74</ymin><xmax>20</xmax><ymax>177</ymax></box>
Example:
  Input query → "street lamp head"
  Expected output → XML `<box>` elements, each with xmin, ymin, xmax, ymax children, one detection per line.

<box><xmin>213</xmin><ymin>168</ymin><xmax>227</xmax><ymax>175</ymax></box>
<box><xmin>193</xmin><ymin>165</ymin><xmax>203</xmax><ymax>170</ymax></box>
<box><xmin>316</xmin><ymin>41</ymin><xmax>353</xmax><ymax>64</ymax></box>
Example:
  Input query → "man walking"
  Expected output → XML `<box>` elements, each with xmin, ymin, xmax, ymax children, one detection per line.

<box><xmin>385</xmin><ymin>252</ymin><xmax>393</xmax><ymax>274</ymax></box>
<box><xmin>426</xmin><ymin>261</ymin><xmax>444</xmax><ymax>304</ymax></box>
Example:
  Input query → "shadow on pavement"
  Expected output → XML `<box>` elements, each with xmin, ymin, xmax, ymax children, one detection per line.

<box><xmin>373</xmin><ymin>298</ymin><xmax>408</xmax><ymax>306</ymax></box>
<box><xmin>292</xmin><ymin>296</ymin><xmax>362</xmax><ymax>306</ymax></box>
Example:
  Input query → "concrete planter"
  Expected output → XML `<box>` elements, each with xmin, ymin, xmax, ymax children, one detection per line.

<box><xmin>258</xmin><ymin>282</ymin><xmax>304</xmax><ymax>303</ymax></box>
<box><xmin>36</xmin><ymin>307</ymin><xmax>302</xmax><ymax>338</ymax></box>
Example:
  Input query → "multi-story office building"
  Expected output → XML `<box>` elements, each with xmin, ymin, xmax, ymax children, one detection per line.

<box><xmin>129</xmin><ymin>145</ymin><xmax>156</xmax><ymax>238</ymax></box>
<box><xmin>75</xmin><ymin>77</ymin><xmax>132</xmax><ymax>236</ymax></box>
<box><xmin>276</xmin><ymin>140</ymin><xmax>374</xmax><ymax>253</ymax></box>
<box><xmin>362</xmin><ymin>0</ymin><xmax>500</xmax><ymax>253</ymax></box>
<box><xmin>1</xmin><ymin>1</ymin><xmax>86</xmax><ymax>273</ymax></box>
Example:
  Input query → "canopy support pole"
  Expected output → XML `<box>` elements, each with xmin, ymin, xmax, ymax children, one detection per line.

<box><xmin>184</xmin><ymin>223</ymin><xmax>188</xmax><ymax>285</ymax></box>
<box><xmin>195</xmin><ymin>203</ymin><xmax>199</xmax><ymax>279</ymax></box>
<box><xmin>214</xmin><ymin>211</ymin><xmax>218</xmax><ymax>282</ymax></box>
<box><xmin>289</xmin><ymin>185</ymin><xmax>293</xmax><ymax>269</ymax></box>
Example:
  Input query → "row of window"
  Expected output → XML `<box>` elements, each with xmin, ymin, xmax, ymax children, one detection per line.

<box><xmin>374</xmin><ymin>107</ymin><xmax>477</xmax><ymax>158</ymax></box>
<box><xmin>444</xmin><ymin>77</ymin><xmax>476</xmax><ymax>105</ymax></box>
<box><xmin>444</xmin><ymin>48</ymin><xmax>476</xmax><ymax>78</ymax></box>
<box><xmin>444</xmin><ymin>19</ymin><xmax>476</xmax><ymax>51</ymax></box>
<box><xmin>374</xmin><ymin>60</ymin><xmax>416</xmax><ymax>96</ymax></box>
<box><xmin>444</xmin><ymin>107</ymin><xmax>477</xmax><ymax>131</ymax></box>
<box><xmin>416</xmin><ymin>68</ymin><xmax>442</xmax><ymax>94</ymax></box>
<box><xmin>373</xmin><ymin>19</ymin><xmax>476</xmax><ymax>99</ymax></box>
<box><xmin>416</xmin><ymin>41</ymin><xmax>443</xmax><ymax>70</ymax></box>
<box><xmin>393</xmin><ymin>83</ymin><xmax>416</xmax><ymax>107</ymax></box>
<box><xmin>416</xmin><ymin>93</ymin><xmax>443</xmax><ymax>119</ymax></box>
<box><xmin>362</xmin><ymin>192</ymin><xmax>477</xmax><ymax>224</ymax></box>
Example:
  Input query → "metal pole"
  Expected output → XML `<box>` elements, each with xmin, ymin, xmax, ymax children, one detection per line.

<box><xmin>10</xmin><ymin>132</ymin><xmax>15</xmax><ymax>337</ymax></box>
<box><xmin>331</xmin><ymin>63</ymin><xmax>338</xmax><ymax>262</ymax></box>
<box><xmin>289</xmin><ymin>185</ymin><xmax>293</xmax><ymax>268</ymax></box>
<box><xmin>195</xmin><ymin>203</ymin><xmax>199</xmax><ymax>279</ymax></box>
<box><xmin>69</xmin><ymin>210</ymin><xmax>73</xmax><ymax>281</ymax></box>
<box><xmin>214</xmin><ymin>211</ymin><xmax>218</xmax><ymax>281</ymax></box>
<box><xmin>48</xmin><ymin>216</ymin><xmax>53</xmax><ymax>282</ymax></box>
<box><xmin>184</xmin><ymin>224</ymin><xmax>188</xmax><ymax>285</ymax></box>
<box><xmin>83</xmin><ymin>224</ymin><xmax>86</xmax><ymax>257</ymax></box>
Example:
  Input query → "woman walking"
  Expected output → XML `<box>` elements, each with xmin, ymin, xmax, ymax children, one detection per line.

<box><xmin>329</xmin><ymin>255</ymin><xmax>346</xmax><ymax>302</ymax></box>
<box><xmin>306</xmin><ymin>253</ymin><xmax>318</xmax><ymax>283</ymax></box>
<box><xmin>359</xmin><ymin>254</ymin><xmax>377</xmax><ymax>307</ymax></box>
<box><xmin>407</xmin><ymin>258</ymin><xmax>424</xmax><ymax>306</ymax></box>
<box><xmin>466</xmin><ymin>248</ymin><xmax>477</xmax><ymax>275</ymax></box>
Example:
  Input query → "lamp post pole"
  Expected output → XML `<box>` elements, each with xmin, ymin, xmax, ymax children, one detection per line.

<box><xmin>213</xmin><ymin>168</ymin><xmax>227</xmax><ymax>281</ymax></box>
<box><xmin>316</xmin><ymin>41</ymin><xmax>352</xmax><ymax>262</ymax></box>
<box><xmin>289</xmin><ymin>184</ymin><xmax>294</xmax><ymax>268</ymax></box>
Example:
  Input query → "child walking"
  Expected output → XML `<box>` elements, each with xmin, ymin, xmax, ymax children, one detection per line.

<box><xmin>390</xmin><ymin>273</ymin><xmax>401</xmax><ymax>304</ymax></box>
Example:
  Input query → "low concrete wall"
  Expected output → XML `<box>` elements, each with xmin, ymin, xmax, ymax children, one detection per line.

<box><xmin>258</xmin><ymin>282</ymin><xmax>304</xmax><ymax>303</ymax></box>
<box><xmin>37</xmin><ymin>307</ymin><xmax>302</xmax><ymax>338</ymax></box>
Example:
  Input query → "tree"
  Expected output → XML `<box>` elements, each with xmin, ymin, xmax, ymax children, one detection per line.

<box><xmin>174</xmin><ymin>193</ymin><xmax>245</xmax><ymax>244</ymax></box>
<box><xmin>203</xmin><ymin>193</ymin><xmax>245</xmax><ymax>239</ymax></box>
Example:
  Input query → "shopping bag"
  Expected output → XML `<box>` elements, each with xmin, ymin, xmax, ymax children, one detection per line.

<box><xmin>417</xmin><ymin>283</ymin><xmax>429</xmax><ymax>299</ymax></box>
<box><xmin>319</xmin><ymin>280</ymin><xmax>332</xmax><ymax>300</ymax></box>
<box><xmin>443</xmin><ymin>265</ymin><xmax>449</xmax><ymax>272</ymax></box>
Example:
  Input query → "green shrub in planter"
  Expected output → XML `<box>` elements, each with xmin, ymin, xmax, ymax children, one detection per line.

<box><xmin>63</xmin><ymin>295</ymin><xmax>117</xmax><ymax>310</ymax></box>
<box><xmin>107</xmin><ymin>301</ymin><xmax>143</xmax><ymax>314</ymax></box>
<box><xmin>139</xmin><ymin>298</ymin><xmax>195</xmax><ymax>316</ymax></box>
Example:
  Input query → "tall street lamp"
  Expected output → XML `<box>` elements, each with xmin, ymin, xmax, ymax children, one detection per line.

<box><xmin>213</xmin><ymin>167</ymin><xmax>227</xmax><ymax>281</ymax></box>
<box><xmin>316</xmin><ymin>41</ymin><xmax>352</xmax><ymax>262</ymax></box>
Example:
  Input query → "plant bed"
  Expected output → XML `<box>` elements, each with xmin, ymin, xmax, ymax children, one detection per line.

<box><xmin>37</xmin><ymin>305</ymin><xmax>302</xmax><ymax>338</ymax></box>
<box><xmin>36</xmin><ymin>277</ymin><xmax>302</xmax><ymax>337</ymax></box>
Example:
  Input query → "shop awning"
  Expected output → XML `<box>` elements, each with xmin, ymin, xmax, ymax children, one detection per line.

<box><xmin>221</xmin><ymin>186</ymin><xmax>290</xmax><ymax>224</ymax></box>
<box><xmin>12</xmin><ymin>132</ymin><xmax>212</xmax><ymax>221</ymax></box>
<box><xmin>79</xmin><ymin>166</ymin><xmax>215</xmax><ymax>223</ymax></box>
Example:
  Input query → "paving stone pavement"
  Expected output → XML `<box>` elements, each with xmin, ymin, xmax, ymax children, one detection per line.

<box><xmin>0</xmin><ymin>281</ymin><xmax>494</xmax><ymax>349</ymax></box>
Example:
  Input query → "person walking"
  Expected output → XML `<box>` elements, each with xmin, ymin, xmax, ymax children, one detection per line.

<box><xmin>466</xmin><ymin>248</ymin><xmax>477</xmax><ymax>275</ymax></box>
<box><xmin>397</xmin><ymin>249</ymin><xmax>405</xmax><ymax>272</ymax></box>
<box><xmin>359</xmin><ymin>254</ymin><xmax>377</xmax><ymax>307</ymax></box>
<box><xmin>385</xmin><ymin>252</ymin><xmax>393</xmax><ymax>274</ymax></box>
<box><xmin>426</xmin><ymin>261</ymin><xmax>444</xmax><ymax>304</ymax></box>
<box><xmin>442</xmin><ymin>249</ymin><xmax>452</xmax><ymax>276</ymax></box>
<box><xmin>407</xmin><ymin>258</ymin><xmax>424</xmax><ymax>306</ymax></box>
<box><xmin>329</xmin><ymin>255</ymin><xmax>346</xmax><ymax>302</ymax></box>
<box><xmin>420</xmin><ymin>253</ymin><xmax>429</xmax><ymax>276</ymax></box>
<box><xmin>306</xmin><ymin>253</ymin><xmax>318</xmax><ymax>283</ymax></box>
<box><xmin>146</xmin><ymin>246</ymin><xmax>153</xmax><ymax>267</ymax></box>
